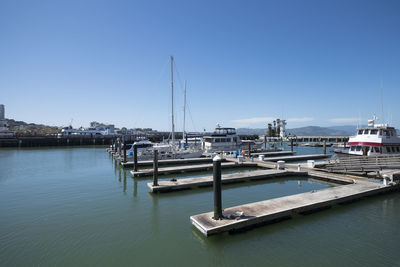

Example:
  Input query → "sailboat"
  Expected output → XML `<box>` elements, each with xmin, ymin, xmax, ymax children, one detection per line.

<box><xmin>136</xmin><ymin>56</ymin><xmax>203</xmax><ymax>160</ymax></box>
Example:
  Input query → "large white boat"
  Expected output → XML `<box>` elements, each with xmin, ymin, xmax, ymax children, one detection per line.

<box><xmin>202</xmin><ymin>126</ymin><xmax>241</xmax><ymax>153</ymax></box>
<box><xmin>202</xmin><ymin>125</ymin><xmax>262</xmax><ymax>153</ymax></box>
<box><xmin>346</xmin><ymin>116</ymin><xmax>400</xmax><ymax>156</ymax></box>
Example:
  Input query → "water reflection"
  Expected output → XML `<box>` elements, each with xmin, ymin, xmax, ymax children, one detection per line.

<box><xmin>150</xmin><ymin>192</ymin><xmax>159</xmax><ymax>235</ymax></box>
<box><xmin>133</xmin><ymin>179</ymin><xmax>138</xmax><ymax>197</ymax></box>
<box><xmin>123</xmin><ymin>170</ymin><xmax>127</xmax><ymax>193</ymax></box>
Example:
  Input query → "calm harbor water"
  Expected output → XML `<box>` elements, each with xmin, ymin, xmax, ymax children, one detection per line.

<box><xmin>0</xmin><ymin>147</ymin><xmax>399</xmax><ymax>266</ymax></box>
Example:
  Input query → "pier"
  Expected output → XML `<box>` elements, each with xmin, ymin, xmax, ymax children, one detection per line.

<box><xmin>121</xmin><ymin>157</ymin><xmax>220</xmax><ymax>168</ymax></box>
<box><xmin>147</xmin><ymin>169</ymin><xmax>308</xmax><ymax>192</ymax></box>
<box><xmin>190</xmin><ymin>174</ymin><xmax>399</xmax><ymax>236</ymax></box>
<box><xmin>251</xmin><ymin>151</ymin><xmax>294</xmax><ymax>157</ymax></box>
<box><xmin>130</xmin><ymin>162</ymin><xmax>252</xmax><ymax>177</ymax></box>
<box><xmin>260</xmin><ymin>154</ymin><xmax>329</xmax><ymax>162</ymax></box>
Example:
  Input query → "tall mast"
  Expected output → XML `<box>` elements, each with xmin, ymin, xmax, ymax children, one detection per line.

<box><xmin>171</xmin><ymin>56</ymin><xmax>175</xmax><ymax>149</ymax></box>
<box><xmin>183</xmin><ymin>80</ymin><xmax>187</xmax><ymax>142</ymax></box>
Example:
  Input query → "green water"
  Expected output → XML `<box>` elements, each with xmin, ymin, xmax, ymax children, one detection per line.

<box><xmin>0</xmin><ymin>147</ymin><xmax>399</xmax><ymax>266</ymax></box>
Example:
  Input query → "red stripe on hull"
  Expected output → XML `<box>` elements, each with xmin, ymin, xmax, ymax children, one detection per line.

<box><xmin>347</xmin><ymin>142</ymin><xmax>382</xmax><ymax>147</ymax></box>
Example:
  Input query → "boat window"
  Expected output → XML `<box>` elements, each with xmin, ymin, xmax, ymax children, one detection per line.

<box><xmin>387</xmin><ymin>147</ymin><xmax>391</xmax><ymax>152</ymax></box>
<box><xmin>358</xmin><ymin>130</ymin><xmax>363</xmax><ymax>135</ymax></box>
<box><xmin>364</xmin><ymin>129</ymin><xmax>370</xmax><ymax>135</ymax></box>
<box><xmin>384</xmin><ymin>130</ymin><xmax>390</xmax><ymax>137</ymax></box>
<box><xmin>370</xmin><ymin>129</ymin><xmax>378</xmax><ymax>135</ymax></box>
<box><xmin>379</xmin><ymin>130</ymin><xmax>382</xmax><ymax>135</ymax></box>
<box><xmin>215</xmin><ymin>138</ymin><xmax>220</xmax><ymax>143</ymax></box>
<box><xmin>397</xmin><ymin>147</ymin><xmax>400</xmax><ymax>152</ymax></box>
<box><xmin>350</xmin><ymin>146</ymin><xmax>355</xmax><ymax>151</ymax></box>
<box><xmin>355</xmin><ymin>146</ymin><xmax>362</xmax><ymax>151</ymax></box>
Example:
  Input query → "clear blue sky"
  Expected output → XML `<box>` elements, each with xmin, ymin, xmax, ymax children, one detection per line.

<box><xmin>1</xmin><ymin>0</ymin><xmax>399</xmax><ymax>131</ymax></box>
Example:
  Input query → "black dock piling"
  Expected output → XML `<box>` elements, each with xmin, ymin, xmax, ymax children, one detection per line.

<box><xmin>153</xmin><ymin>150</ymin><xmax>159</xmax><ymax>186</ymax></box>
<box><xmin>323</xmin><ymin>140</ymin><xmax>326</xmax><ymax>155</ymax></box>
<box><xmin>248</xmin><ymin>142</ymin><xmax>251</xmax><ymax>158</ymax></box>
<box><xmin>290</xmin><ymin>139</ymin><xmax>294</xmax><ymax>152</ymax></box>
<box><xmin>133</xmin><ymin>144</ymin><xmax>138</xmax><ymax>172</ymax></box>
<box><xmin>213</xmin><ymin>156</ymin><xmax>223</xmax><ymax>220</ymax></box>
<box><xmin>123</xmin><ymin>142</ymin><xmax>127</xmax><ymax>163</ymax></box>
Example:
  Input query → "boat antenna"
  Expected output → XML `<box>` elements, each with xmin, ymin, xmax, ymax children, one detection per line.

<box><xmin>171</xmin><ymin>55</ymin><xmax>175</xmax><ymax>153</ymax></box>
<box><xmin>380</xmin><ymin>78</ymin><xmax>385</xmax><ymax>124</ymax></box>
<box><xmin>183</xmin><ymin>80</ymin><xmax>187</xmax><ymax>142</ymax></box>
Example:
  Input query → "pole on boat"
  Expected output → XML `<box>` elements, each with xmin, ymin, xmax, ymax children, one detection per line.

<box><xmin>323</xmin><ymin>140</ymin><xmax>326</xmax><ymax>155</ymax></box>
<box><xmin>171</xmin><ymin>56</ymin><xmax>175</xmax><ymax>156</ymax></box>
<box><xmin>153</xmin><ymin>150</ymin><xmax>159</xmax><ymax>186</ymax></box>
<box><xmin>183</xmin><ymin>80</ymin><xmax>187</xmax><ymax>149</ymax></box>
<box><xmin>133</xmin><ymin>144</ymin><xmax>138</xmax><ymax>172</ymax></box>
<box><xmin>248</xmin><ymin>142</ymin><xmax>251</xmax><ymax>158</ymax></box>
<box><xmin>213</xmin><ymin>155</ymin><xmax>223</xmax><ymax>220</ymax></box>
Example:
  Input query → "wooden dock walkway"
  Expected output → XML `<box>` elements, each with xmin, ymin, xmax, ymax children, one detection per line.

<box><xmin>130</xmin><ymin>162</ymin><xmax>253</xmax><ymax>177</ymax></box>
<box><xmin>262</xmin><ymin>154</ymin><xmax>330</xmax><ymax>162</ymax></box>
<box><xmin>251</xmin><ymin>151</ymin><xmax>295</xmax><ymax>157</ymax></box>
<box><xmin>190</xmin><ymin>179</ymin><xmax>399</xmax><ymax>236</ymax></box>
<box><xmin>121</xmin><ymin>157</ymin><xmax>219</xmax><ymax>168</ymax></box>
<box><xmin>147</xmin><ymin>169</ymin><xmax>308</xmax><ymax>192</ymax></box>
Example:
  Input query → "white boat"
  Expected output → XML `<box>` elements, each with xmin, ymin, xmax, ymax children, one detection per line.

<box><xmin>202</xmin><ymin>125</ymin><xmax>261</xmax><ymax>153</ymax></box>
<box><xmin>346</xmin><ymin>116</ymin><xmax>400</xmax><ymax>156</ymax></box>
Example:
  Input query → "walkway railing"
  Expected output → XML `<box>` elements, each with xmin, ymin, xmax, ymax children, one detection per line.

<box><xmin>325</xmin><ymin>154</ymin><xmax>400</xmax><ymax>173</ymax></box>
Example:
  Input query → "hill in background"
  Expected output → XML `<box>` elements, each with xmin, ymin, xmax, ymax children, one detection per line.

<box><xmin>237</xmin><ymin>125</ymin><xmax>356</xmax><ymax>136</ymax></box>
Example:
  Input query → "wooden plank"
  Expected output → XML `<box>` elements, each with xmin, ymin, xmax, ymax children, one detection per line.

<box><xmin>130</xmin><ymin>162</ymin><xmax>240</xmax><ymax>177</ymax></box>
<box><xmin>121</xmin><ymin>157</ymin><xmax>219</xmax><ymax>168</ymax></box>
<box><xmin>147</xmin><ymin>170</ymin><xmax>308</xmax><ymax>192</ymax></box>
<box><xmin>251</xmin><ymin>151</ymin><xmax>295</xmax><ymax>157</ymax></box>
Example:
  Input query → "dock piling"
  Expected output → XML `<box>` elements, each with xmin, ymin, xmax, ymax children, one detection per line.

<box><xmin>133</xmin><ymin>145</ymin><xmax>138</xmax><ymax>172</ymax></box>
<box><xmin>213</xmin><ymin>156</ymin><xmax>223</xmax><ymax>220</ymax></box>
<box><xmin>123</xmin><ymin>142</ymin><xmax>127</xmax><ymax>163</ymax></box>
<box><xmin>248</xmin><ymin>142</ymin><xmax>251</xmax><ymax>158</ymax></box>
<box><xmin>153</xmin><ymin>150</ymin><xmax>159</xmax><ymax>186</ymax></box>
<box><xmin>323</xmin><ymin>140</ymin><xmax>326</xmax><ymax>155</ymax></box>
<box><xmin>290</xmin><ymin>139</ymin><xmax>294</xmax><ymax>152</ymax></box>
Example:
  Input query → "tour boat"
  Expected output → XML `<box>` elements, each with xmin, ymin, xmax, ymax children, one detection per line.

<box><xmin>202</xmin><ymin>125</ymin><xmax>262</xmax><ymax>153</ymax></box>
<box><xmin>346</xmin><ymin>116</ymin><xmax>400</xmax><ymax>156</ymax></box>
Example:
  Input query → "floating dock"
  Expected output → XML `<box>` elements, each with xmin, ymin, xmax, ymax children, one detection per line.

<box><xmin>121</xmin><ymin>157</ymin><xmax>219</xmax><ymax>168</ymax></box>
<box><xmin>147</xmin><ymin>169</ymin><xmax>308</xmax><ymax>192</ymax></box>
<box><xmin>251</xmin><ymin>151</ymin><xmax>295</xmax><ymax>157</ymax></box>
<box><xmin>190</xmin><ymin>178</ymin><xmax>399</xmax><ymax>236</ymax></box>
<box><xmin>130</xmin><ymin>162</ymin><xmax>253</xmax><ymax>177</ymax></box>
<box><xmin>262</xmin><ymin>154</ymin><xmax>329</xmax><ymax>162</ymax></box>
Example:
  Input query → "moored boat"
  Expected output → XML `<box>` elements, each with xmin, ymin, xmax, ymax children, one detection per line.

<box><xmin>345</xmin><ymin>116</ymin><xmax>400</xmax><ymax>156</ymax></box>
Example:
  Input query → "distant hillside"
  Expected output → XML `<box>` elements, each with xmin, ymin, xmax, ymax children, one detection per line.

<box><xmin>236</xmin><ymin>128</ymin><xmax>266</xmax><ymax>135</ymax></box>
<box><xmin>237</xmin><ymin>126</ymin><xmax>354</xmax><ymax>136</ymax></box>
<box><xmin>286</xmin><ymin>126</ymin><xmax>352</xmax><ymax>136</ymax></box>
<box><xmin>327</xmin><ymin>125</ymin><xmax>359</xmax><ymax>133</ymax></box>
<box><xmin>6</xmin><ymin>119</ymin><xmax>60</xmax><ymax>135</ymax></box>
